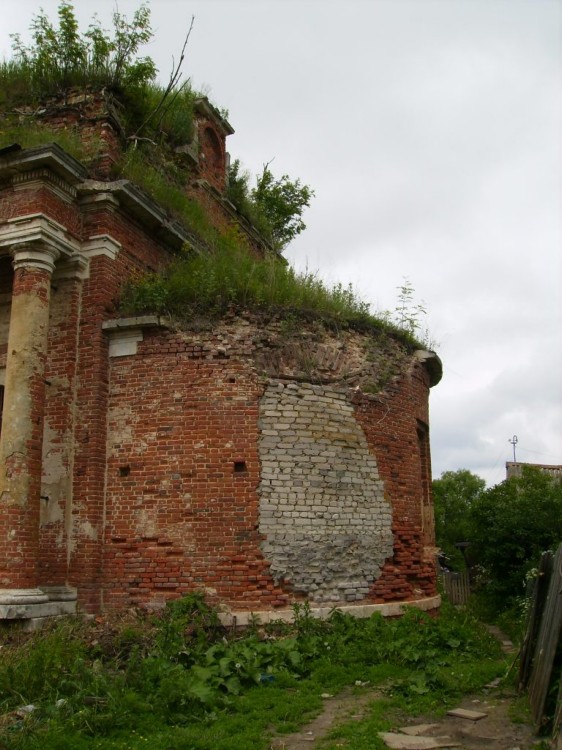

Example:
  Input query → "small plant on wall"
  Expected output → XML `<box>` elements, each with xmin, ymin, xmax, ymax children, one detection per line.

<box><xmin>384</xmin><ymin>277</ymin><xmax>435</xmax><ymax>349</ymax></box>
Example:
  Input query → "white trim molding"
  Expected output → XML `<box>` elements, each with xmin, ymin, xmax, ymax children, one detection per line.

<box><xmin>0</xmin><ymin>213</ymin><xmax>81</xmax><ymax>260</ymax></box>
<box><xmin>82</xmin><ymin>234</ymin><xmax>122</xmax><ymax>262</ymax></box>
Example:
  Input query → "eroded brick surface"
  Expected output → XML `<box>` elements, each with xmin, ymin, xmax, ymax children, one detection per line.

<box><xmin>0</xmin><ymin>104</ymin><xmax>440</xmax><ymax>615</ymax></box>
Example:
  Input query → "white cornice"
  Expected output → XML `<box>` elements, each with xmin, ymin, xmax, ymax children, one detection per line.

<box><xmin>52</xmin><ymin>253</ymin><xmax>89</xmax><ymax>281</ymax></box>
<box><xmin>0</xmin><ymin>213</ymin><xmax>81</xmax><ymax>259</ymax></box>
<box><xmin>82</xmin><ymin>234</ymin><xmax>122</xmax><ymax>261</ymax></box>
<box><xmin>12</xmin><ymin>168</ymin><xmax>78</xmax><ymax>203</ymax></box>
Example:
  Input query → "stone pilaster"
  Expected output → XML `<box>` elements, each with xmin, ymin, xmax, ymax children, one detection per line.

<box><xmin>0</xmin><ymin>243</ymin><xmax>58</xmax><ymax>596</ymax></box>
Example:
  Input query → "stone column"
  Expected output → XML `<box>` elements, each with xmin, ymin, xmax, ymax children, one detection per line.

<box><xmin>0</xmin><ymin>243</ymin><xmax>59</xmax><ymax>610</ymax></box>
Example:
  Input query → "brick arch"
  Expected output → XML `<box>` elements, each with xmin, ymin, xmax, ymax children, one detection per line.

<box><xmin>201</xmin><ymin>126</ymin><xmax>225</xmax><ymax>187</ymax></box>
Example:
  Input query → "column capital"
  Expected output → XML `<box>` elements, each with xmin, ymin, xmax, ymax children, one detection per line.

<box><xmin>0</xmin><ymin>213</ymin><xmax>81</xmax><ymax>261</ymax></box>
<box><xmin>12</xmin><ymin>242</ymin><xmax>60</xmax><ymax>275</ymax></box>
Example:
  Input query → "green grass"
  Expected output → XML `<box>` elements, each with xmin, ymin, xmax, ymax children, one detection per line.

<box><xmin>0</xmin><ymin>119</ymin><xmax>104</xmax><ymax>164</ymax></box>
<box><xmin>0</xmin><ymin>108</ymin><xmax>400</xmax><ymax>342</ymax></box>
<box><xmin>0</xmin><ymin>111</ymin><xmax>421</xmax><ymax>345</ymax></box>
<box><xmin>0</xmin><ymin>599</ymin><xmax>509</xmax><ymax>750</ymax></box>
<box><xmin>114</xmin><ymin>148</ymin><xmax>218</xmax><ymax>244</ymax></box>
<box><xmin>120</xmin><ymin>242</ymin><xmax>420</xmax><ymax>347</ymax></box>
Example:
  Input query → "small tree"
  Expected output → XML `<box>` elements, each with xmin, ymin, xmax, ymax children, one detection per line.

<box><xmin>226</xmin><ymin>159</ymin><xmax>256</xmax><ymax>224</ymax></box>
<box><xmin>253</xmin><ymin>164</ymin><xmax>314</xmax><ymax>251</ymax></box>
<box><xmin>226</xmin><ymin>159</ymin><xmax>314</xmax><ymax>251</ymax></box>
<box><xmin>9</xmin><ymin>1</ymin><xmax>156</xmax><ymax>97</ymax></box>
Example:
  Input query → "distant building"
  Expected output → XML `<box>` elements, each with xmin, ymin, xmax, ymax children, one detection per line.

<box><xmin>506</xmin><ymin>462</ymin><xmax>562</xmax><ymax>480</ymax></box>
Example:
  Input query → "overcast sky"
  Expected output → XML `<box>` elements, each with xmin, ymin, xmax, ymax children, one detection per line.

<box><xmin>1</xmin><ymin>0</ymin><xmax>560</xmax><ymax>486</ymax></box>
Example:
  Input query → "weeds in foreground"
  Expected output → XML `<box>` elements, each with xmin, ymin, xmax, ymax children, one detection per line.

<box><xmin>0</xmin><ymin>599</ymin><xmax>506</xmax><ymax>749</ymax></box>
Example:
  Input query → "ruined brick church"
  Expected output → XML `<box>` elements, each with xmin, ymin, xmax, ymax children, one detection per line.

<box><xmin>0</xmin><ymin>92</ymin><xmax>442</xmax><ymax>626</ymax></box>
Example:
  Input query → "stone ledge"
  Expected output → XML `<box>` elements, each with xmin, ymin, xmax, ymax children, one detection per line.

<box><xmin>217</xmin><ymin>594</ymin><xmax>441</xmax><ymax>628</ymax></box>
<box><xmin>414</xmin><ymin>349</ymin><xmax>442</xmax><ymax>387</ymax></box>
<box><xmin>0</xmin><ymin>588</ymin><xmax>49</xmax><ymax>606</ymax></box>
<box><xmin>0</xmin><ymin>600</ymin><xmax>77</xmax><ymax>619</ymax></box>
<box><xmin>0</xmin><ymin>586</ymin><xmax>77</xmax><ymax>620</ymax></box>
<box><xmin>102</xmin><ymin>316</ymin><xmax>172</xmax><ymax>332</ymax></box>
<box><xmin>40</xmin><ymin>585</ymin><xmax>78</xmax><ymax>602</ymax></box>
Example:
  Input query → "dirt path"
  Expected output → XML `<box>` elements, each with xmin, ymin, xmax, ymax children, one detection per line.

<box><xmin>270</xmin><ymin>626</ymin><xmax>539</xmax><ymax>750</ymax></box>
<box><xmin>269</xmin><ymin>683</ymin><xmax>540</xmax><ymax>750</ymax></box>
<box><xmin>400</xmin><ymin>686</ymin><xmax>538</xmax><ymax>750</ymax></box>
<box><xmin>269</xmin><ymin>687</ymin><xmax>382</xmax><ymax>749</ymax></box>
<box><xmin>270</xmin><ymin>624</ymin><xmax>542</xmax><ymax>750</ymax></box>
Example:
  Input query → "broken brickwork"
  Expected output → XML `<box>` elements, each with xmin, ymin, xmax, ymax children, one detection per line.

<box><xmin>0</xmin><ymin>100</ymin><xmax>441</xmax><ymax>624</ymax></box>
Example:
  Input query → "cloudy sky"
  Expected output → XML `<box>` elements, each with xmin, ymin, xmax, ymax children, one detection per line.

<box><xmin>1</xmin><ymin>0</ymin><xmax>560</xmax><ymax>486</ymax></box>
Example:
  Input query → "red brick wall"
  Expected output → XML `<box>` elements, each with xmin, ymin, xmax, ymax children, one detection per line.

<box><xmin>68</xmin><ymin>212</ymin><xmax>177</xmax><ymax>610</ymax></box>
<box><xmin>354</xmin><ymin>364</ymin><xmax>437</xmax><ymax>602</ymax></box>
<box><xmin>100</xmin><ymin>324</ymin><xmax>436</xmax><ymax>612</ymax></box>
<box><xmin>0</xmin><ymin>185</ymin><xmax>83</xmax><ymax>236</ymax></box>
<box><xmin>103</xmin><ymin>330</ymin><xmax>289</xmax><ymax>611</ymax></box>
<box><xmin>197</xmin><ymin>118</ymin><xmax>227</xmax><ymax>192</ymax></box>
<box><xmin>0</xmin><ymin>174</ymin><xmax>180</xmax><ymax>606</ymax></box>
<box><xmin>0</xmin><ymin>140</ymin><xmax>438</xmax><ymax>614</ymax></box>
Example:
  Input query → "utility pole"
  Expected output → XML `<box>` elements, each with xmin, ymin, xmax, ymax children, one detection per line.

<box><xmin>508</xmin><ymin>435</ymin><xmax>518</xmax><ymax>462</ymax></box>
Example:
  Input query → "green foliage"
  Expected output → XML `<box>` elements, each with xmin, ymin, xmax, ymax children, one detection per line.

<box><xmin>225</xmin><ymin>159</ymin><xmax>259</xmax><ymax>225</ymax></box>
<box><xmin>0</xmin><ymin>597</ymin><xmax>504</xmax><ymax>749</ymax></box>
<box><xmin>1</xmin><ymin>5</ymin><xmax>427</xmax><ymax>356</ymax></box>
<box><xmin>226</xmin><ymin>159</ymin><xmax>314</xmax><ymax>251</ymax></box>
<box><xmin>382</xmin><ymin>277</ymin><xmax>436</xmax><ymax>349</ymax></box>
<box><xmin>435</xmin><ymin>466</ymin><xmax>562</xmax><ymax>614</ymax></box>
<box><xmin>0</xmin><ymin>620</ymin><xmax>90</xmax><ymax>707</ymax></box>
<box><xmin>0</xmin><ymin>2</ymin><xmax>196</xmax><ymax>147</ymax></box>
<box><xmin>8</xmin><ymin>1</ymin><xmax>156</xmax><ymax>98</ymax></box>
<box><xmin>253</xmin><ymin>164</ymin><xmax>314</xmax><ymax>250</ymax></box>
<box><xmin>295</xmin><ymin>602</ymin><xmax>499</xmax><ymax>676</ymax></box>
<box><xmin>120</xmin><ymin>242</ymin><xmax>410</xmax><ymax>338</ymax></box>
<box><xmin>433</xmin><ymin>469</ymin><xmax>486</xmax><ymax>569</ymax></box>
<box><xmin>152</xmin><ymin>592</ymin><xmax>222</xmax><ymax>658</ymax></box>
<box><xmin>116</xmin><ymin>148</ymin><xmax>207</xmax><ymax>227</ymax></box>
<box><xmin>469</xmin><ymin>466</ymin><xmax>562</xmax><ymax>608</ymax></box>
<box><xmin>121</xmin><ymin>83</ymin><xmax>197</xmax><ymax>146</ymax></box>
<box><xmin>393</xmin><ymin>278</ymin><xmax>426</xmax><ymax>335</ymax></box>
<box><xmin>0</xmin><ymin>121</ymin><xmax>103</xmax><ymax>163</ymax></box>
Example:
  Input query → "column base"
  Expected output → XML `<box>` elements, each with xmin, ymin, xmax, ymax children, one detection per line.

<box><xmin>0</xmin><ymin>586</ymin><xmax>77</xmax><ymax>621</ymax></box>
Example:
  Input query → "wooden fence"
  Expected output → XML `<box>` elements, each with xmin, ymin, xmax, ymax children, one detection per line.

<box><xmin>519</xmin><ymin>544</ymin><xmax>562</xmax><ymax>746</ymax></box>
<box><xmin>439</xmin><ymin>570</ymin><xmax>470</xmax><ymax>605</ymax></box>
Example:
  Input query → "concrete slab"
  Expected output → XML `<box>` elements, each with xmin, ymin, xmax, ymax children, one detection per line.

<box><xmin>378</xmin><ymin>733</ymin><xmax>460</xmax><ymax>749</ymax></box>
<box><xmin>446</xmin><ymin>708</ymin><xmax>488</xmax><ymax>721</ymax></box>
<box><xmin>399</xmin><ymin>724</ymin><xmax>441</xmax><ymax>736</ymax></box>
